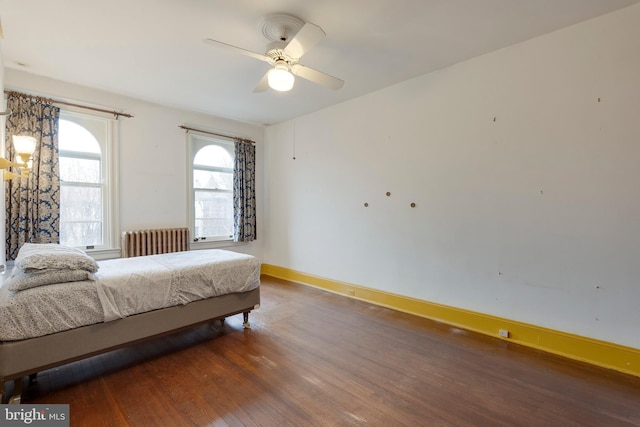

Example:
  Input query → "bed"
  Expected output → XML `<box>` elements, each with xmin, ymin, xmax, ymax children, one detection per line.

<box><xmin>0</xmin><ymin>244</ymin><xmax>261</xmax><ymax>404</ymax></box>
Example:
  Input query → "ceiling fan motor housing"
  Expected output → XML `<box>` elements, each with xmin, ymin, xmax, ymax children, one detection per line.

<box><xmin>265</xmin><ymin>41</ymin><xmax>296</xmax><ymax>65</ymax></box>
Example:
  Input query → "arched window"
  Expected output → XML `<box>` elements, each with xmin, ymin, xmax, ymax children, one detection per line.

<box><xmin>189</xmin><ymin>134</ymin><xmax>234</xmax><ymax>241</ymax></box>
<box><xmin>58</xmin><ymin>111</ymin><xmax>115</xmax><ymax>249</ymax></box>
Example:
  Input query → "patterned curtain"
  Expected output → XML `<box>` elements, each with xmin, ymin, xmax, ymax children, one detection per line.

<box><xmin>5</xmin><ymin>94</ymin><xmax>61</xmax><ymax>260</ymax></box>
<box><xmin>233</xmin><ymin>140</ymin><xmax>256</xmax><ymax>242</ymax></box>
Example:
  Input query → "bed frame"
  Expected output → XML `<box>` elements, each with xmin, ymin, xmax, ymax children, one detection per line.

<box><xmin>0</xmin><ymin>286</ymin><xmax>260</xmax><ymax>404</ymax></box>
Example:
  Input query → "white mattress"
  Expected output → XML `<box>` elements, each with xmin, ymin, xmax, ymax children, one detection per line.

<box><xmin>0</xmin><ymin>249</ymin><xmax>260</xmax><ymax>342</ymax></box>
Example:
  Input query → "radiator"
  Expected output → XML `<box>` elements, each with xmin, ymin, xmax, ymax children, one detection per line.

<box><xmin>121</xmin><ymin>227</ymin><xmax>190</xmax><ymax>258</ymax></box>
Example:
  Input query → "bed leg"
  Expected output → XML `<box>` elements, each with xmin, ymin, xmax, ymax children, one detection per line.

<box><xmin>243</xmin><ymin>311</ymin><xmax>251</xmax><ymax>329</ymax></box>
<box><xmin>8</xmin><ymin>378</ymin><xmax>22</xmax><ymax>404</ymax></box>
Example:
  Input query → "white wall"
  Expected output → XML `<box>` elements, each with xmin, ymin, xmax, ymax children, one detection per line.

<box><xmin>264</xmin><ymin>5</ymin><xmax>640</xmax><ymax>348</ymax></box>
<box><xmin>4</xmin><ymin>69</ymin><xmax>265</xmax><ymax>258</ymax></box>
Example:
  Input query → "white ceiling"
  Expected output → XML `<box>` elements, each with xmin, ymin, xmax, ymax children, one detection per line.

<box><xmin>1</xmin><ymin>0</ymin><xmax>639</xmax><ymax>126</ymax></box>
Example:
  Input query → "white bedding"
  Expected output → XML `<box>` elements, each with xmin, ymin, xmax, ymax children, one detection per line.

<box><xmin>96</xmin><ymin>250</ymin><xmax>260</xmax><ymax>321</ymax></box>
<box><xmin>0</xmin><ymin>249</ymin><xmax>260</xmax><ymax>341</ymax></box>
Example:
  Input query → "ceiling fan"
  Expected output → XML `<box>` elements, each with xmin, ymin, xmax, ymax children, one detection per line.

<box><xmin>204</xmin><ymin>14</ymin><xmax>344</xmax><ymax>93</ymax></box>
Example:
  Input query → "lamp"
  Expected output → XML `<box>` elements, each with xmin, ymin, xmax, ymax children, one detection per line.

<box><xmin>0</xmin><ymin>135</ymin><xmax>37</xmax><ymax>180</ymax></box>
<box><xmin>267</xmin><ymin>60</ymin><xmax>295</xmax><ymax>92</ymax></box>
<box><xmin>12</xmin><ymin>135</ymin><xmax>37</xmax><ymax>169</ymax></box>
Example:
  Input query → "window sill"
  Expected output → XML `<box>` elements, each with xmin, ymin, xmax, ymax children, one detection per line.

<box><xmin>86</xmin><ymin>248</ymin><xmax>122</xmax><ymax>260</ymax></box>
<box><xmin>190</xmin><ymin>240</ymin><xmax>247</xmax><ymax>251</ymax></box>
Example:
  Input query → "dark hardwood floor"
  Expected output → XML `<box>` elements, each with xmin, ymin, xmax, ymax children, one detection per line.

<box><xmin>19</xmin><ymin>276</ymin><xmax>640</xmax><ymax>426</ymax></box>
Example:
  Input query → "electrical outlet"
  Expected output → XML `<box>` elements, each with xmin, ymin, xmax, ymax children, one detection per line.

<box><xmin>499</xmin><ymin>329</ymin><xmax>510</xmax><ymax>338</ymax></box>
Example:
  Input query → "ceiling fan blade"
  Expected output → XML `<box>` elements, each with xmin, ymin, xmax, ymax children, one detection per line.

<box><xmin>291</xmin><ymin>64</ymin><xmax>344</xmax><ymax>90</ymax></box>
<box><xmin>203</xmin><ymin>38</ymin><xmax>271</xmax><ymax>63</ymax></box>
<box><xmin>253</xmin><ymin>71</ymin><xmax>270</xmax><ymax>93</ymax></box>
<box><xmin>284</xmin><ymin>23</ymin><xmax>326</xmax><ymax>59</ymax></box>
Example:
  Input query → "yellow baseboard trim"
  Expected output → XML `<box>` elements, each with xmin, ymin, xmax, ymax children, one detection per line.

<box><xmin>261</xmin><ymin>264</ymin><xmax>640</xmax><ymax>378</ymax></box>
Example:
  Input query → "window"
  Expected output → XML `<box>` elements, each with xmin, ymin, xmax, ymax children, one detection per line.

<box><xmin>188</xmin><ymin>134</ymin><xmax>234</xmax><ymax>241</ymax></box>
<box><xmin>58</xmin><ymin>111</ymin><xmax>118</xmax><ymax>250</ymax></box>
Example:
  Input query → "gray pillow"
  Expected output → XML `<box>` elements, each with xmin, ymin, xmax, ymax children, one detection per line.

<box><xmin>14</xmin><ymin>243</ymin><xmax>99</xmax><ymax>273</ymax></box>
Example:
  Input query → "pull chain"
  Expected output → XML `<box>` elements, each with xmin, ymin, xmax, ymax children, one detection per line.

<box><xmin>292</xmin><ymin>91</ymin><xmax>297</xmax><ymax>160</ymax></box>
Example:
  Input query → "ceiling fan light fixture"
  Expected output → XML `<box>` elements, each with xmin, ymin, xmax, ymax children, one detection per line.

<box><xmin>268</xmin><ymin>63</ymin><xmax>294</xmax><ymax>91</ymax></box>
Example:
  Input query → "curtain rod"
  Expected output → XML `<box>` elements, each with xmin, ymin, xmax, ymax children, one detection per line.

<box><xmin>179</xmin><ymin>125</ymin><xmax>254</xmax><ymax>144</ymax></box>
<box><xmin>4</xmin><ymin>90</ymin><xmax>133</xmax><ymax>119</ymax></box>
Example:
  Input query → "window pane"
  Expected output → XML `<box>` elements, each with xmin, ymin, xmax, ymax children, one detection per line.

<box><xmin>194</xmin><ymin>190</ymin><xmax>233</xmax><ymax>238</ymax></box>
<box><xmin>60</xmin><ymin>222</ymin><xmax>103</xmax><ymax>247</ymax></box>
<box><xmin>60</xmin><ymin>157</ymin><xmax>100</xmax><ymax>183</ymax></box>
<box><xmin>194</xmin><ymin>170</ymin><xmax>233</xmax><ymax>190</ymax></box>
<box><xmin>59</xmin><ymin>119</ymin><xmax>101</xmax><ymax>154</ymax></box>
<box><xmin>60</xmin><ymin>185</ymin><xmax>103</xmax><ymax>246</ymax></box>
<box><xmin>61</xmin><ymin>186</ymin><xmax>102</xmax><ymax>221</ymax></box>
<box><xmin>194</xmin><ymin>145</ymin><xmax>233</xmax><ymax>168</ymax></box>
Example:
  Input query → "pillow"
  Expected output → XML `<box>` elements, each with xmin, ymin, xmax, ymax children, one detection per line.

<box><xmin>5</xmin><ymin>268</ymin><xmax>96</xmax><ymax>292</ymax></box>
<box><xmin>14</xmin><ymin>243</ymin><xmax>99</xmax><ymax>274</ymax></box>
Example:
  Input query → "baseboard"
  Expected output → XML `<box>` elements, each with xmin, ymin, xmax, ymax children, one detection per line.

<box><xmin>261</xmin><ymin>264</ymin><xmax>640</xmax><ymax>378</ymax></box>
